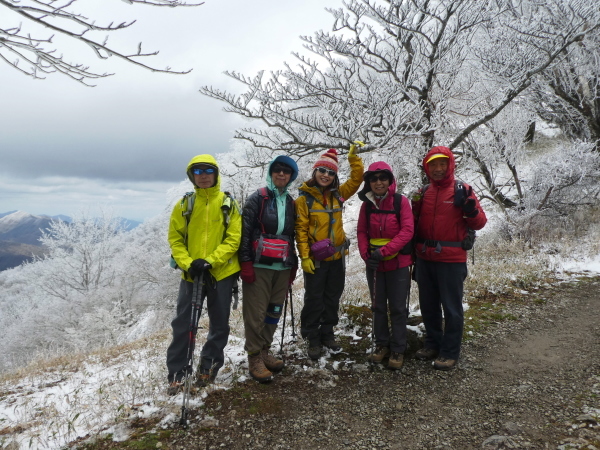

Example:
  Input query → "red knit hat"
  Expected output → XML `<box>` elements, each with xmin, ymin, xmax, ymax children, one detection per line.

<box><xmin>313</xmin><ymin>149</ymin><xmax>339</xmax><ymax>173</ymax></box>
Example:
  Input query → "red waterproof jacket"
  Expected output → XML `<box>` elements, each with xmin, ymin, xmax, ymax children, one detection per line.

<box><xmin>412</xmin><ymin>146</ymin><xmax>487</xmax><ymax>263</ymax></box>
<box><xmin>357</xmin><ymin>161</ymin><xmax>414</xmax><ymax>271</ymax></box>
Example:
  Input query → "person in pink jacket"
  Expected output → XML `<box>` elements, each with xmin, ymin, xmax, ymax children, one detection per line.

<box><xmin>357</xmin><ymin>161</ymin><xmax>414</xmax><ymax>370</ymax></box>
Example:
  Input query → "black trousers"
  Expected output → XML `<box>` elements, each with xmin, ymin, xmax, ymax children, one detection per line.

<box><xmin>301</xmin><ymin>258</ymin><xmax>345</xmax><ymax>347</ymax></box>
<box><xmin>366</xmin><ymin>266</ymin><xmax>410</xmax><ymax>354</ymax></box>
<box><xmin>415</xmin><ymin>258</ymin><xmax>467</xmax><ymax>360</ymax></box>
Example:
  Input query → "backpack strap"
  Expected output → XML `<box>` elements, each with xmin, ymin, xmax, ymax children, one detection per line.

<box><xmin>256</xmin><ymin>187</ymin><xmax>270</xmax><ymax>234</ymax></box>
<box><xmin>299</xmin><ymin>191</ymin><xmax>344</xmax><ymax>214</ymax></box>
<box><xmin>365</xmin><ymin>193</ymin><xmax>402</xmax><ymax>226</ymax></box>
<box><xmin>180</xmin><ymin>190</ymin><xmax>236</xmax><ymax>243</ymax></box>
<box><xmin>221</xmin><ymin>190</ymin><xmax>235</xmax><ymax>240</ymax></box>
<box><xmin>299</xmin><ymin>190</ymin><xmax>343</xmax><ymax>241</ymax></box>
<box><xmin>180</xmin><ymin>191</ymin><xmax>195</xmax><ymax>245</ymax></box>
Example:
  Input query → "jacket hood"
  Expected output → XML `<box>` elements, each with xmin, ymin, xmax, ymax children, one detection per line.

<box><xmin>422</xmin><ymin>146</ymin><xmax>455</xmax><ymax>187</ymax></box>
<box><xmin>358</xmin><ymin>161</ymin><xmax>396</xmax><ymax>201</ymax></box>
<box><xmin>267</xmin><ymin>155</ymin><xmax>299</xmax><ymax>184</ymax></box>
<box><xmin>186</xmin><ymin>154</ymin><xmax>221</xmax><ymax>190</ymax></box>
<box><xmin>266</xmin><ymin>156</ymin><xmax>298</xmax><ymax>197</ymax></box>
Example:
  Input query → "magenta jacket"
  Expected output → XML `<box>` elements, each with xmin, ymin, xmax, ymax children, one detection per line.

<box><xmin>357</xmin><ymin>161</ymin><xmax>414</xmax><ymax>272</ymax></box>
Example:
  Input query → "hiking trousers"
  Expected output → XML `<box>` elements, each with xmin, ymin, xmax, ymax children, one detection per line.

<box><xmin>415</xmin><ymin>258</ymin><xmax>467</xmax><ymax>360</ymax></box>
<box><xmin>301</xmin><ymin>258</ymin><xmax>345</xmax><ymax>346</ymax></box>
<box><xmin>366</xmin><ymin>266</ymin><xmax>410</xmax><ymax>354</ymax></box>
<box><xmin>242</xmin><ymin>267</ymin><xmax>290</xmax><ymax>354</ymax></box>
<box><xmin>166</xmin><ymin>273</ymin><xmax>236</xmax><ymax>382</ymax></box>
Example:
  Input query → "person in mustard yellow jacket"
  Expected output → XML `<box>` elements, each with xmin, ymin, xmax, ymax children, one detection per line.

<box><xmin>295</xmin><ymin>145</ymin><xmax>364</xmax><ymax>360</ymax></box>
<box><xmin>166</xmin><ymin>154</ymin><xmax>241</xmax><ymax>394</ymax></box>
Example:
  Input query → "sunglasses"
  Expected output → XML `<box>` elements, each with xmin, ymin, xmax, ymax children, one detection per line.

<box><xmin>271</xmin><ymin>164</ymin><xmax>293</xmax><ymax>175</ymax></box>
<box><xmin>369</xmin><ymin>174</ymin><xmax>390</xmax><ymax>183</ymax></box>
<box><xmin>316</xmin><ymin>167</ymin><xmax>336</xmax><ymax>177</ymax></box>
<box><xmin>192</xmin><ymin>168</ymin><xmax>215</xmax><ymax>175</ymax></box>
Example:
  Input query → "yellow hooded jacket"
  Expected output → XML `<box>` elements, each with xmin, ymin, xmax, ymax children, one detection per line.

<box><xmin>295</xmin><ymin>153</ymin><xmax>364</xmax><ymax>261</ymax></box>
<box><xmin>168</xmin><ymin>154</ymin><xmax>241</xmax><ymax>282</ymax></box>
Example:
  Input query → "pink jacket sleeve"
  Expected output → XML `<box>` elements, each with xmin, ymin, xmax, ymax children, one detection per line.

<box><xmin>356</xmin><ymin>203</ymin><xmax>370</xmax><ymax>261</ymax></box>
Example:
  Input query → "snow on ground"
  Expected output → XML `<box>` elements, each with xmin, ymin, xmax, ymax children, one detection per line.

<box><xmin>1</xmin><ymin>253</ymin><xmax>598</xmax><ymax>449</ymax></box>
<box><xmin>559</xmin><ymin>254</ymin><xmax>600</xmax><ymax>276</ymax></box>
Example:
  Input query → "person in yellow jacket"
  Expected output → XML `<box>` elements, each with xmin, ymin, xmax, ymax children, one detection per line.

<box><xmin>166</xmin><ymin>154</ymin><xmax>241</xmax><ymax>394</ymax></box>
<box><xmin>295</xmin><ymin>145</ymin><xmax>364</xmax><ymax>360</ymax></box>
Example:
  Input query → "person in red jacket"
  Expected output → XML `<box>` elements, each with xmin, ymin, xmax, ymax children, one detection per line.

<box><xmin>412</xmin><ymin>146</ymin><xmax>487</xmax><ymax>370</ymax></box>
<box><xmin>357</xmin><ymin>161</ymin><xmax>414</xmax><ymax>370</ymax></box>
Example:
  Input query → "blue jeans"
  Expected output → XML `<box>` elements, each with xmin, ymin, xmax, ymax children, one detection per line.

<box><xmin>416</xmin><ymin>258</ymin><xmax>467</xmax><ymax>360</ymax></box>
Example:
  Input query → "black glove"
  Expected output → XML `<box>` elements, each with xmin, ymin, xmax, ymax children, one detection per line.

<box><xmin>366</xmin><ymin>257</ymin><xmax>380</xmax><ymax>270</ymax></box>
<box><xmin>462</xmin><ymin>198</ymin><xmax>477</xmax><ymax>216</ymax></box>
<box><xmin>370</xmin><ymin>248</ymin><xmax>384</xmax><ymax>261</ymax></box>
<box><xmin>454</xmin><ymin>185</ymin><xmax>477</xmax><ymax>217</ymax></box>
<box><xmin>188</xmin><ymin>258</ymin><xmax>211</xmax><ymax>279</ymax></box>
<box><xmin>453</xmin><ymin>184</ymin><xmax>472</xmax><ymax>207</ymax></box>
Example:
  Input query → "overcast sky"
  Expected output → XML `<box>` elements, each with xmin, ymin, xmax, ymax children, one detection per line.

<box><xmin>0</xmin><ymin>0</ymin><xmax>336</xmax><ymax>221</ymax></box>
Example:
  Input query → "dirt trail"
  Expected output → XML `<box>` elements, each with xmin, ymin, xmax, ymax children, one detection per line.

<box><xmin>175</xmin><ymin>277</ymin><xmax>599</xmax><ymax>450</ymax></box>
<box><xmin>87</xmin><ymin>277</ymin><xmax>598</xmax><ymax>450</ymax></box>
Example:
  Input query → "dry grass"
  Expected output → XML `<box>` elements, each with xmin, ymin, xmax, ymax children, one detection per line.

<box><xmin>0</xmin><ymin>329</ymin><xmax>171</xmax><ymax>387</ymax></box>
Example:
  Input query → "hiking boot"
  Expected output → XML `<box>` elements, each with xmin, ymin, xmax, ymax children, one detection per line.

<box><xmin>261</xmin><ymin>347</ymin><xmax>284</xmax><ymax>372</ymax></box>
<box><xmin>308</xmin><ymin>345</ymin><xmax>322</xmax><ymax>361</ymax></box>
<box><xmin>434</xmin><ymin>357</ymin><xmax>457</xmax><ymax>371</ymax></box>
<box><xmin>248</xmin><ymin>354</ymin><xmax>273</xmax><ymax>383</ymax></box>
<box><xmin>322</xmin><ymin>339</ymin><xmax>342</xmax><ymax>352</ymax></box>
<box><xmin>167</xmin><ymin>381</ymin><xmax>183</xmax><ymax>396</ymax></box>
<box><xmin>195</xmin><ymin>372</ymin><xmax>216</xmax><ymax>388</ymax></box>
<box><xmin>368</xmin><ymin>345</ymin><xmax>391</xmax><ymax>363</ymax></box>
<box><xmin>388</xmin><ymin>352</ymin><xmax>404</xmax><ymax>370</ymax></box>
<box><xmin>415</xmin><ymin>347</ymin><xmax>439</xmax><ymax>361</ymax></box>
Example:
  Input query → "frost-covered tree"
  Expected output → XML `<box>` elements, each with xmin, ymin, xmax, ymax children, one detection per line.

<box><xmin>529</xmin><ymin>27</ymin><xmax>600</xmax><ymax>148</ymax></box>
<box><xmin>456</xmin><ymin>101</ymin><xmax>537</xmax><ymax>211</ymax></box>
<box><xmin>34</xmin><ymin>212</ymin><xmax>123</xmax><ymax>299</ymax></box>
<box><xmin>200</xmin><ymin>0</ymin><xmax>600</xmax><ymax>193</ymax></box>
<box><xmin>0</xmin><ymin>208</ymin><xmax>181</xmax><ymax>370</ymax></box>
<box><xmin>0</xmin><ymin>0</ymin><xmax>202</xmax><ymax>85</ymax></box>
<box><xmin>202</xmin><ymin>0</ymin><xmax>500</xmax><ymax>164</ymax></box>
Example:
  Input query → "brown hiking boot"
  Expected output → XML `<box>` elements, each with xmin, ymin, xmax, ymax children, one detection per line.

<box><xmin>248</xmin><ymin>353</ymin><xmax>273</xmax><ymax>383</ymax></box>
<box><xmin>167</xmin><ymin>381</ymin><xmax>183</xmax><ymax>396</ymax></box>
<box><xmin>388</xmin><ymin>352</ymin><xmax>404</xmax><ymax>370</ymax></box>
<box><xmin>368</xmin><ymin>345</ymin><xmax>390</xmax><ymax>363</ymax></box>
<box><xmin>261</xmin><ymin>347</ymin><xmax>284</xmax><ymax>372</ymax></box>
<box><xmin>195</xmin><ymin>372</ymin><xmax>216</xmax><ymax>388</ymax></box>
<box><xmin>434</xmin><ymin>357</ymin><xmax>457</xmax><ymax>371</ymax></box>
<box><xmin>415</xmin><ymin>347</ymin><xmax>439</xmax><ymax>361</ymax></box>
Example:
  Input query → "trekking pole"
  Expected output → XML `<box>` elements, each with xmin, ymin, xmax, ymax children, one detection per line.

<box><xmin>406</xmin><ymin>265</ymin><xmax>413</xmax><ymax>320</ymax></box>
<box><xmin>179</xmin><ymin>271</ymin><xmax>206</xmax><ymax>427</ymax></box>
<box><xmin>280</xmin><ymin>287</ymin><xmax>289</xmax><ymax>355</ymax></box>
<box><xmin>288</xmin><ymin>286</ymin><xmax>296</xmax><ymax>341</ymax></box>
<box><xmin>370</xmin><ymin>268</ymin><xmax>377</xmax><ymax>371</ymax></box>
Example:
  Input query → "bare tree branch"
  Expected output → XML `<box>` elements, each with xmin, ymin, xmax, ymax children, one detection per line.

<box><xmin>0</xmin><ymin>0</ymin><xmax>203</xmax><ymax>85</ymax></box>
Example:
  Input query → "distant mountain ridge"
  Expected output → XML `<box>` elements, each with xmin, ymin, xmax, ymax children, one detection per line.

<box><xmin>0</xmin><ymin>211</ymin><xmax>62</xmax><ymax>246</ymax></box>
<box><xmin>0</xmin><ymin>211</ymin><xmax>141</xmax><ymax>271</ymax></box>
